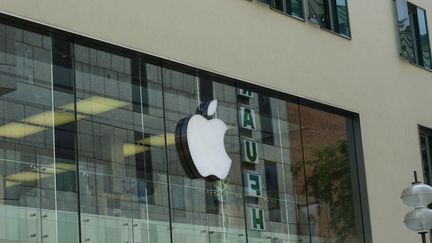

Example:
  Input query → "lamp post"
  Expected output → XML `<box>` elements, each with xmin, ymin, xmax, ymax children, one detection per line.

<box><xmin>400</xmin><ymin>171</ymin><xmax>432</xmax><ymax>243</ymax></box>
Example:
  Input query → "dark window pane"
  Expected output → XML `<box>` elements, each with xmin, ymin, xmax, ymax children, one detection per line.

<box><xmin>258</xmin><ymin>95</ymin><xmax>274</xmax><ymax>145</ymax></box>
<box><xmin>309</xmin><ymin>0</ymin><xmax>325</xmax><ymax>25</ymax></box>
<box><xmin>335</xmin><ymin>0</ymin><xmax>350</xmax><ymax>36</ymax></box>
<box><xmin>416</xmin><ymin>8</ymin><xmax>432</xmax><ymax>69</ymax></box>
<box><xmin>291</xmin><ymin>0</ymin><xmax>304</xmax><ymax>18</ymax></box>
<box><xmin>273</xmin><ymin>0</ymin><xmax>284</xmax><ymax>11</ymax></box>
<box><xmin>395</xmin><ymin>0</ymin><xmax>415</xmax><ymax>62</ymax></box>
<box><xmin>272</xmin><ymin>0</ymin><xmax>304</xmax><ymax>18</ymax></box>
<box><xmin>419</xmin><ymin>127</ymin><xmax>432</xmax><ymax>187</ymax></box>
<box><xmin>264</xmin><ymin>161</ymin><xmax>281</xmax><ymax>222</ymax></box>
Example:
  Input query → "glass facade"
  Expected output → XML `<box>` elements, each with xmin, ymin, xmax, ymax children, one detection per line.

<box><xmin>0</xmin><ymin>21</ymin><xmax>366</xmax><ymax>242</ymax></box>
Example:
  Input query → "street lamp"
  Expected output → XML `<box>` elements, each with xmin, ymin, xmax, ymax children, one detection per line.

<box><xmin>401</xmin><ymin>171</ymin><xmax>432</xmax><ymax>243</ymax></box>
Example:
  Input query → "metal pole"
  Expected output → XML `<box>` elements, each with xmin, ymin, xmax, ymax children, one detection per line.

<box><xmin>419</xmin><ymin>232</ymin><xmax>427</xmax><ymax>243</ymax></box>
<box><xmin>413</xmin><ymin>170</ymin><xmax>420</xmax><ymax>185</ymax></box>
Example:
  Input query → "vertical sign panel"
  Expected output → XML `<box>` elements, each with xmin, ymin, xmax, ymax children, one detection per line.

<box><xmin>241</xmin><ymin>139</ymin><xmax>259</xmax><ymax>164</ymax></box>
<box><xmin>244</xmin><ymin>171</ymin><xmax>262</xmax><ymax>197</ymax></box>
<box><xmin>240</xmin><ymin>106</ymin><xmax>256</xmax><ymax>130</ymax></box>
<box><xmin>249</xmin><ymin>207</ymin><xmax>265</xmax><ymax>231</ymax></box>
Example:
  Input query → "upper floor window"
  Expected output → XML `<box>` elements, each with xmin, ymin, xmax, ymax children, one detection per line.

<box><xmin>308</xmin><ymin>0</ymin><xmax>351</xmax><ymax>37</ymax></box>
<box><xmin>270</xmin><ymin>0</ymin><xmax>304</xmax><ymax>19</ymax></box>
<box><xmin>419</xmin><ymin>127</ymin><xmax>432</xmax><ymax>185</ymax></box>
<box><xmin>395</xmin><ymin>0</ymin><xmax>432</xmax><ymax>69</ymax></box>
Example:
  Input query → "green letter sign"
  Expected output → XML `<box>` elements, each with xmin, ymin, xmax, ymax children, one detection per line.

<box><xmin>241</xmin><ymin>139</ymin><xmax>259</xmax><ymax>164</ymax></box>
<box><xmin>249</xmin><ymin>207</ymin><xmax>265</xmax><ymax>231</ymax></box>
<box><xmin>245</xmin><ymin>171</ymin><xmax>262</xmax><ymax>197</ymax></box>
<box><xmin>240</xmin><ymin>106</ymin><xmax>256</xmax><ymax>130</ymax></box>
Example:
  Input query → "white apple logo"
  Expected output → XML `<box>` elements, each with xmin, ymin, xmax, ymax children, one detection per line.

<box><xmin>175</xmin><ymin>100</ymin><xmax>232</xmax><ymax>181</ymax></box>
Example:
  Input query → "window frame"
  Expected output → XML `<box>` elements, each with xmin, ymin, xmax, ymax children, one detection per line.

<box><xmin>418</xmin><ymin>125</ymin><xmax>432</xmax><ymax>185</ymax></box>
<box><xmin>410</xmin><ymin>5</ymin><xmax>432</xmax><ymax>69</ymax></box>
<box><xmin>270</xmin><ymin>0</ymin><xmax>306</xmax><ymax>21</ymax></box>
<box><xmin>395</xmin><ymin>1</ymin><xmax>432</xmax><ymax>70</ymax></box>
<box><xmin>308</xmin><ymin>0</ymin><xmax>352</xmax><ymax>39</ymax></box>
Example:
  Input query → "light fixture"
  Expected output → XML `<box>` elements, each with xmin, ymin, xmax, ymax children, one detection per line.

<box><xmin>401</xmin><ymin>171</ymin><xmax>432</xmax><ymax>243</ymax></box>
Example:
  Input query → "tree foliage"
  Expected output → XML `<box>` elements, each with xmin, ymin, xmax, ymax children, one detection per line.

<box><xmin>293</xmin><ymin>139</ymin><xmax>356</xmax><ymax>242</ymax></box>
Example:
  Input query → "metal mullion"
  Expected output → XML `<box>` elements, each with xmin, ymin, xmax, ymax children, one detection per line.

<box><xmin>296</xmin><ymin>103</ymin><xmax>313</xmax><ymax>243</ymax></box>
<box><xmin>158</xmin><ymin>60</ymin><xmax>175</xmax><ymax>243</ymax></box>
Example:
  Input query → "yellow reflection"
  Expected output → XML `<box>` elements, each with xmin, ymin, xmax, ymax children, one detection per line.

<box><xmin>139</xmin><ymin>133</ymin><xmax>175</xmax><ymax>147</ymax></box>
<box><xmin>0</xmin><ymin>96</ymin><xmax>128</xmax><ymax>139</ymax></box>
<box><xmin>165</xmin><ymin>133</ymin><xmax>175</xmax><ymax>145</ymax></box>
<box><xmin>124</xmin><ymin>133</ymin><xmax>175</xmax><ymax>157</ymax></box>
<box><xmin>25</xmin><ymin>111</ymin><xmax>84</xmax><ymax>127</ymax></box>
<box><xmin>5</xmin><ymin>162</ymin><xmax>77</xmax><ymax>188</ymax></box>
<box><xmin>63</xmin><ymin>96</ymin><xmax>129</xmax><ymax>115</ymax></box>
<box><xmin>6</xmin><ymin>171</ymin><xmax>50</xmax><ymax>183</ymax></box>
<box><xmin>0</xmin><ymin>122</ymin><xmax>45</xmax><ymax>138</ymax></box>
<box><xmin>55</xmin><ymin>162</ymin><xmax>76</xmax><ymax>171</ymax></box>
<box><xmin>43</xmin><ymin>163</ymin><xmax>76</xmax><ymax>174</ymax></box>
<box><xmin>5</xmin><ymin>181</ymin><xmax>19</xmax><ymax>188</ymax></box>
<box><xmin>123</xmin><ymin>144</ymin><xmax>147</xmax><ymax>157</ymax></box>
<box><xmin>227</xmin><ymin>125</ymin><xmax>236</xmax><ymax>130</ymax></box>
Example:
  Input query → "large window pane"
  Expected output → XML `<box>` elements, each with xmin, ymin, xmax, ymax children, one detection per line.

<box><xmin>75</xmin><ymin>45</ymin><xmax>170</xmax><ymax>243</ymax></box>
<box><xmin>163</xmin><ymin>67</ymin><xmax>247</xmax><ymax>243</ymax></box>
<box><xmin>416</xmin><ymin>8</ymin><xmax>432</xmax><ymax>69</ymax></box>
<box><xmin>335</xmin><ymin>0</ymin><xmax>350</xmax><ymax>36</ymax></box>
<box><xmin>52</xmin><ymin>37</ymin><xmax>80</xmax><ymax>243</ymax></box>
<box><xmin>299</xmin><ymin>105</ymin><xmax>362</xmax><ymax>242</ymax></box>
<box><xmin>0</xmin><ymin>24</ymin><xmax>58</xmax><ymax>242</ymax></box>
<box><xmin>395</xmin><ymin>0</ymin><xmax>415</xmax><ymax>62</ymax></box>
<box><xmin>239</xmin><ymin>91</ymin><xmax>310</xmax><ymax>242</ymax></box>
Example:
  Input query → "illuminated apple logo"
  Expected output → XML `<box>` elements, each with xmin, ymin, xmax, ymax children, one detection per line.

<box><xmin>175</xmin><ymin>100</ymin><xmax>232</xmax><ymax>181</ymax></box>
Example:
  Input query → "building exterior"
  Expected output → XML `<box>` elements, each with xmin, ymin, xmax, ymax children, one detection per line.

<box><xmin>0</xmin><ymin>0</ymin><xmax>431</xmax><ymax>242</ymax></box>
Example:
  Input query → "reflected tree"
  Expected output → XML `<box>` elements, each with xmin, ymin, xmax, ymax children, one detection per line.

<box><xmin>293</xmin><ymin>139</ymin><xmax>355</xmax><ymax>242</ymax></box>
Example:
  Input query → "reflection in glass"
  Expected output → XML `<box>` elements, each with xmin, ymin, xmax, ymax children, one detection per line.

<box><xmin>308</xmin><ymin>0</ymin><xmax>351</xmax><ymax>37</ymax></box>
<box><xmin>75</xmin><ymin>45</ymin><xmax>170</xmax><ymax>243</ymax></box>
<box><xmin>396</xmin><ymin>0</ymin><xmax>415</xmax><ymax>62</ymax></box>
<box><xmin>416</xmin><ymin>8</ymin><xmax>432</xmax><ymax>69</ymax></box>
<box><xmin>239</xmin><ymin>93</ymin><xmax>311</xmax><ymax>242</ymax></box>
<box><xmin>0</xmin><ymin>21</ymin><xmax>366</xmax><ymax>243</ymax></box>
<box><xmin>163</xmin><ymin>69</ymin><xmax>247</xmax><ymax>243</ymax></box>
<box><xmin>335</xmin><ymin>0</ymin><xmax>350</xmax><ymax>37</ymax></box>
<box><xmin>0</xmin><ymin>24</ymin><xmax>58</xmax><ymax>242</ymax></box>
<box><xmin>271</xmin><ymin>0</ymin><xmax>304</xmax><ymax>18</ymax></box>
<box><xmin>297</xmin><ymin>105</ymin><xmax>361</xmax><ymax>242</ymax></box>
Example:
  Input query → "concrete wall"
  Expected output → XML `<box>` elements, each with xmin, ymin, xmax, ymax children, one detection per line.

<box><xmin>1</xmin><ymin>0</ymin><xmax>432</xmax><ymax>242</ymax></box>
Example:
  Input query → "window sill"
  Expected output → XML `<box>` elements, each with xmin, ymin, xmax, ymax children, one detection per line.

<box><xmin>319</xmin><ymin>27</ymin><xmax>352</xmax><ymax>40</ymax></box>
<box><xmin>408</xmin><ymin>61</ymin><xmax>432</xmax><ymax>73</ymax></box>
<box><xmin>269</xmin><ymin>7</ymin><xmax>305</xmax><ymax>23</ymax></box>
